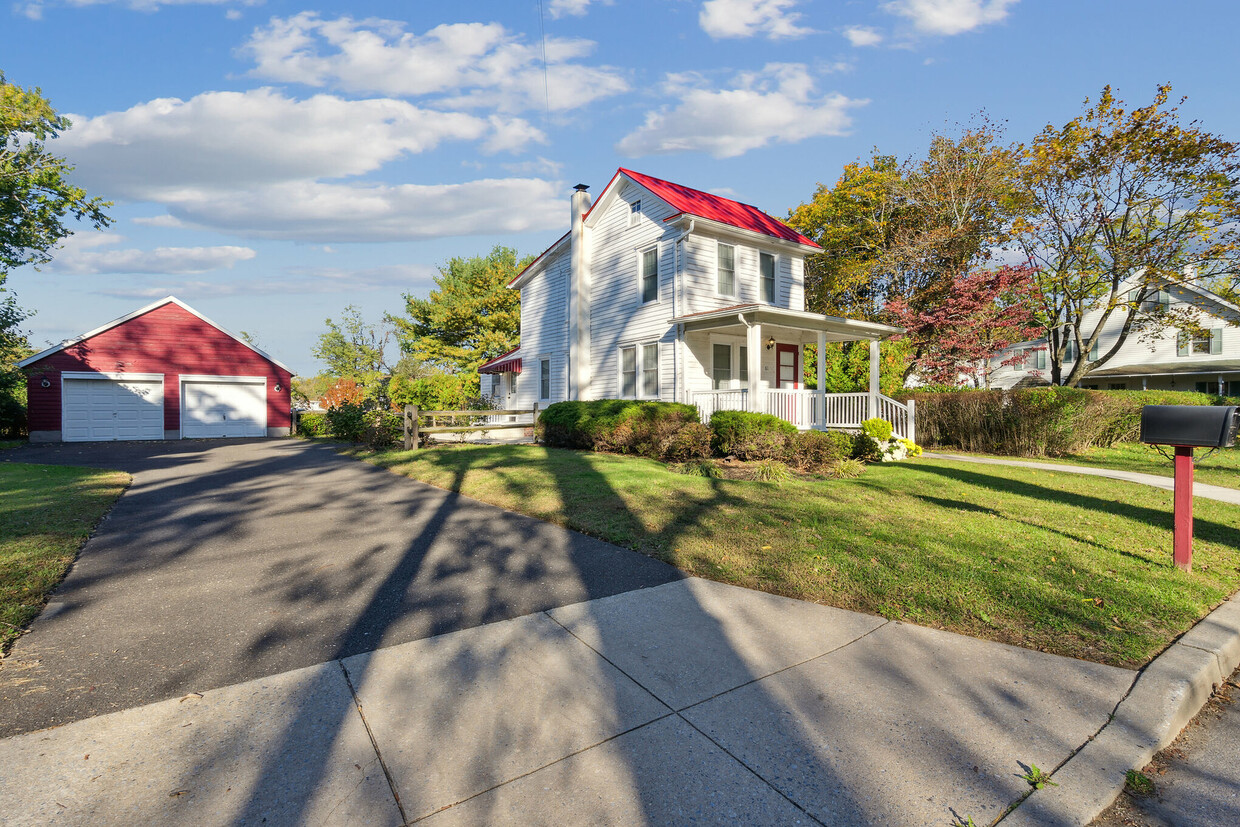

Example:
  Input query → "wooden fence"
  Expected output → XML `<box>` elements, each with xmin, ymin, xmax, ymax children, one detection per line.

<box><xmin>402</xmin><ymin>405</ymin><xmax>540</xmax><ymax>450</ymax></box>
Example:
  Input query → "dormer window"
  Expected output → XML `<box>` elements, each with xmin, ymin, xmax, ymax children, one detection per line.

<box><xmin>629</xmin><ymin>200</ymin><xmax>642</xmax><ymax>226</ymax></box>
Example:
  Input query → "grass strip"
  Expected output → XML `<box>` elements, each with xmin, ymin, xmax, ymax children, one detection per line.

<box><xmin>355</xmin><ymin>444</ymin><xmax>1240</xmax><ymax>669</ymax></box>
<box><xmin>0</xmin><ymin>463</ymin><xmax>130</xmax><ymax>655</ymax></box>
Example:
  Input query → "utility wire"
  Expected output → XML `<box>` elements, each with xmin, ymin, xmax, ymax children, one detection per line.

<box><xmin>536</xmin><ymin>0</ymin><xmax>551</xmax><ymax>128</ymax></box>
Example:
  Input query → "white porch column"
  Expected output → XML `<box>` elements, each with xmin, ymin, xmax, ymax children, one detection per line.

<box><xmin>747</xmin><ymin>321</ymin><xmax>761</xmax><ymax>413</ymax></box>
<box><xmin>816</xmin><ymin>330</ymin><xmax>827</xmax><ymax>429</ymax></box>
<box><xmin>868</xmin><ymin>338</ymin><xmax>881</xmax><ymax>421</ymax></box>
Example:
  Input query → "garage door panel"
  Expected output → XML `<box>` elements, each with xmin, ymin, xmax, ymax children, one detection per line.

<box><xmin>182</xmin><ymin>379</ymin><xmax>266</xmax><ymax>439</ymax></box>
<box><xmin>63</xmin><ymin>378</ymin><xmax>164</xmax><ymax>442</ymax></box>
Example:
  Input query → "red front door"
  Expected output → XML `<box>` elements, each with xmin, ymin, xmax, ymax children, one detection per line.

<box><xmin>776</xmin><ymin>344</ymin><xmax>799</xmax><ymax>389</ymax></box>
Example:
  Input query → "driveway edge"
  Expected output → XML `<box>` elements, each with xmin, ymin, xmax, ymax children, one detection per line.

<box><xmin>999</xmin><ymin>592</ymin><xmax>1240</xmax><ymax>826</ymax></box>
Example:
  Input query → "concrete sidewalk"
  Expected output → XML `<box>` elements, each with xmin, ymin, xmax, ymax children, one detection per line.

<box><xmin>0</xmin><ymin>578</ymin><xmax>1136</xmax><ymax>826</ymax></box>
<box><xmin>924</xmin><ymin>452</ymin><xmax>1240</xmax><ymax>505</ymax></box>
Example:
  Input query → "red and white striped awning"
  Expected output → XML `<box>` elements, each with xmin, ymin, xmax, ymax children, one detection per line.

<box><xmin>478</xmin><ymin>348</ymin><xmax>522</xmax><ymax>374</ymax></box>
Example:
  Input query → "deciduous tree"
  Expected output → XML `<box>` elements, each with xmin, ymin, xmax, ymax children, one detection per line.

<box><xmin>1015</xmin><ymin>85</ymin><xmax>1240</xmax><ymax>386</ymax></box>
<box><xmin>312</xmin><ymin>305</ymin><xmax>392</xmax><ymax>398</ymax></box>
<box><xmin>2</xmin><ymin>74</ymin><xmax>111</xmax><ymax>276</ymax></box>
<box><xmin>887</xmin><ymin>265</ymin><xmax>1040</xmax><ymax>388</ymax></box>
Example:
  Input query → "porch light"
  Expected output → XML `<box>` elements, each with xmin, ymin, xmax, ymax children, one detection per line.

<box><xmin>41</xmin><ymin>378</ymin><xmax>51</xmax><ymax>388</ymax></box>
<box><xmin>274</xmin><ymin>383</ymin><xmax>282</xmax><ymax>392</ymax></box>
<box><xmin>766</xmin><ymin>336</ymin><xmax>776</xmax><ymax>350</ymax></box>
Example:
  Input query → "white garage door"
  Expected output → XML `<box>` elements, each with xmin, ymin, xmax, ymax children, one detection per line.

<box><xmin>63</xmin><ymin>377</ymin><xmax>165</xmax><ymax>442</ymax></box>
<box><xmin>182</xmin><ymin>379</ymin><xmax>266</xmax><ymax>438</ymax></box>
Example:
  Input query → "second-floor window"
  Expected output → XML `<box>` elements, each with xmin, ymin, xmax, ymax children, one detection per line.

<box><xmin>640</xmin><ymin>246</ymin><xmax>658</xmax><ymax>303</ymax></box>
<box><xmin>717</xmin><ymin>243</ymin><xmax>735</xmax><ymax>296</ymax></box>
<box><xmin>1178</xmin><ymin>328</ymin><xmax>1223</xmax><ymax>356</ymax></box>
<box><xmin>760</xmin><ymin>252</ymin><xmax>776</xmax><ymax>303</ymax></box>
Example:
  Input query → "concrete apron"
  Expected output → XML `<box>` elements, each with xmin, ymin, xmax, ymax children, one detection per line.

<box><xmin>0</xmin><ymin>578</ymin><xmax>1136</xmax><ymax>827</ymax></box>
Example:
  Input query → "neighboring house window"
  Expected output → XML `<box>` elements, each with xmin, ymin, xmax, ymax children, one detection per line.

<box><xmin>1064</xmin><ymin>339</ymin><xmax>1076</xmax><ymax>363</ymax></box>
<box><xmin>640</xmin><ymin>246</ymin><xmax>658</xmax><ymax>303</ymax></box>
<box><xmin>540</xmin><ymin>359</ymin><xmax>551</xmax><ymax>400</ymax></box>
<box><xmin>1178</xmin><ymin>328</ymin><xmax>1223</xmax><ymax>356</ymax></box>
<box><xmin>1132</xmin><ymin>289</ymin><xmax>1172</xmax><ymax>314</ymax></box>
<box><xmin>1033</xmin><ymin>346</ymin><xmax>1048</xmax><ymax>370</ymax></box>
<box><xmin>1089</xmin><ymin>339</ymin><xmax>1100</xmax><ymax>361</ymax></box>
<box><xmin>1109</xmin><ymin>383</ymin><xmax>1127</xmax><ymax>390</ymax></box>
<box><xmin>620</xmin><ymin>343</ymin><xmax>660</xmax><ymax>398</ymax></box>
<box><xmin>712</xmin><ymin>343</ymin><xmax>732</xmax><ymax>389</ymax></box>
<box><xmin>760</xmin><ymin>252</ymin><xmax>776</xmax><ymax>303</ymax></box>
<box><xmin>630</xmin><ymin>200</ymin><xmax>642</xmax><ymax>226</ymax></box>
<box><xmin>717</xmin><ymin>243</ymin><xmax>735</xmax><ymax>296</ymax></box>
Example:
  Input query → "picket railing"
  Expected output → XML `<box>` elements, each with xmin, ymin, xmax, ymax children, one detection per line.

<box><xmin>690</xmin><ymin>390</ymin><xmax>916</xmax><ymax>440</ymax></box>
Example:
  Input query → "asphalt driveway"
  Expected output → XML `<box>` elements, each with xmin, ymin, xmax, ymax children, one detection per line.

<box><xmin>0</xmin><ymin>439</ymin><xmax>680</xmax><ymax>737</ymax></box>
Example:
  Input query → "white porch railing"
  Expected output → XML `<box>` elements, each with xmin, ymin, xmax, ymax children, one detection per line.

<box><xmin>692</xmin><ymin>389</ymin><xmax>916</xmax><ymax>442</ymax></box>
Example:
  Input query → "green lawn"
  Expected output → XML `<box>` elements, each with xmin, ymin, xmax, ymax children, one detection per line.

<box><xmin>0</xmin><ymin>440</ymin><xmax>23</xmax><ymax>451</ymax></box>
<box><xmin>936</xmin><ymin>442</ymin><xmax>1240</xmax><ymax>490</ymax></box>
<box><xmin>0</xmin><ymin>463</ymin><xmax>130</xmax><ymax>655</ymax></box>
<box><xmin>355</xmin><ymin>444</ymin><xmax>1240</xmax><ymax>669</ymax></box>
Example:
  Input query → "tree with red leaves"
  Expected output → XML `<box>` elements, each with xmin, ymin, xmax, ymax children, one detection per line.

<box><xmin>322</xmin><ymin>377</ymin><xmax>365</xmax><ymax>409</ymax></box>
<box><xmin>887</xmin><ymin>265</ymin><xmax>1040</xmax><ymax>388</ymax></box>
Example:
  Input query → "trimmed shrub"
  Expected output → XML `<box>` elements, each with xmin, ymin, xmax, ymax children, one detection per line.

<box><xmin>861</xmin><ymin>417</ymin><xmax>893</xmax><ymax>442</ymax></box>
<box><xmin>900</xmin><ymin>388</ymin><xmax>1220</xmax><ymax>457</ymax></box>
<box><xmin>785</xmin><ymin>429</ymin><xmax>852</xmax><ymax>472</ymax></box>
<box><xmin>538</xmin><ymin>400</ymin><xmax>701</xmax><ymax>460</ymax></box>
<box><xmin>663</xmin><ymin>422</ymin><xmax>714</xmax><ymax>462</ymax></box>
<box><xmin>709</xmin><ymin>410</ymin><xmax>797</xmax><ymax>459</ymax></box>
<box><xmin>297</xmin><ymin>411</ymin><xmax>330</xmax><ymax>437</ymax></box>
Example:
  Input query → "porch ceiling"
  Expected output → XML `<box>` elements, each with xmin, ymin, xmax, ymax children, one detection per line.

<box><xmin>669</xmin><ymin>304</ymin><xmax>901</xmax><ymax>343</ymax></box>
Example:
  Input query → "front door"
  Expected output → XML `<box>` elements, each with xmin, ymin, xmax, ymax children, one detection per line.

<box><xmin>776</xmin><ymin>344</ymin><xmax>800</xmax><ymax>389</ymax></box>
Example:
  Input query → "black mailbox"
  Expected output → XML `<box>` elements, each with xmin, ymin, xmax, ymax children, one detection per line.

<box><xmin>1141</xmin><ymin>405</ymin><xmax>1240</xmax><ymax>448</ymax></box>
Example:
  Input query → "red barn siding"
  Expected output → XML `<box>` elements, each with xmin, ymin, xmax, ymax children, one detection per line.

<box><xmin>24</xmin><ymin>303</ymin><xmax>292</xmax><ymax>435</ymax></box>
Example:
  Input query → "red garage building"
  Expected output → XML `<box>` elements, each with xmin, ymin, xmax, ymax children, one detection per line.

<box><xmin>19</xmin><ymin>296</ymin><xmax>294</xmax><ymax>443</ymax></box>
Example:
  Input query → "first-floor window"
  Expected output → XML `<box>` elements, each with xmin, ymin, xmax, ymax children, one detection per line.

<box><xmin>712</xmin><ymin>343</ymin><xmax>731</xmax><ymax>389</ymax></box>
<box><xmin>620</xmin><ymin>343</ymin><xmax>660</xmax><ymax>398</ymax></box>
<box><xmin>540</xmin><ymin>358</ymin><xmax>551</xmax><ymax>400</ymax></box>
<box><xmin>739</xmin><ymin>346</ymin><xmax>749</xmax><ymax>386</ymax></box>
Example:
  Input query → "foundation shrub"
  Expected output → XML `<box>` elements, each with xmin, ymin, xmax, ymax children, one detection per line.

<box><xmin>537</xmin><ymin>400</ymin><xmax>701</xmax><ymax>459</ymax></box>
<box><xmin>785</xmin><ymin>429</ymin><xmax>853</xmax><ymax>471</ymax></box>
<box><xmin>899</xmin><ymin>388</ymin><xmax>1219</xmax><ymax>456</ymax></box>
<box><xmin>709</xmin><ymin>410</ymin><xmax>797</xmax><ymax>459</ymax></box>
<box><xmin>663</xmin><ymin>422</ymin><xmax>714</xmax><ymax>462</ymax></box>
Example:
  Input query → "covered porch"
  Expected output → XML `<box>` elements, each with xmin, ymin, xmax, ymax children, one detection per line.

<box><xmin>670</xmin><ymin>305</ymin><xmax>916</xmax><ymax>441</ymax></box>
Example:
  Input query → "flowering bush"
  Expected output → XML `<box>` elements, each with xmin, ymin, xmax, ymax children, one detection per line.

<box><xmin>853</xmin><ymin>418</ymin><xmax>921</xmax><ymax>462</ymax></box>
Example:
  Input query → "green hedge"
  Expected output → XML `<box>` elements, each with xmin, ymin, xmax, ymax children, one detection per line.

<box><xmin>900</xmin><ymin>388</ymin><xmax>1221</xmax><ymax>456</ymax></box>
<box><xmin>297</xmin><ymin>411</ymin><xmax>329</xmax><ymax>437</ymax></box>
<box><xmin>708</xmin><ymin>410</ymin><xmax>797</xmax><ymax>459</ymax></box>
<box><xmin>297</xmin><ymin>406</ymin><xmax>403</xmax><ymax>447</ymax></box>
<box><xmin>538</xmin><ymin>400</ymin><xmax>703</xmax><ymax>459</ymax></box>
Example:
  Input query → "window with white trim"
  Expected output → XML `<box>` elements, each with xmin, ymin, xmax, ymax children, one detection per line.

<box><xmin>717</xmin><ymin>243</ymin><xmax>735</xmax><ymax>296</ymax></box>
<box><xmin>620</xmin><ymin>343</ymin><xmax>660</xmax><ymax>398</ymax></box>
<box><xmin>539</xmin><ymin>359</ymin><xmax>551</xmax><ymax>400</ymax></box>
<box><xmin>711</xmin><ymin>343</ymin><xmax>731</xmax><ymax>389</ymax></box>
<box><xmin>640</xmin><ymin>246</ymin><xmax>658</xmax><ymax>304</ymax></box>
<box><xmin>1178</xmin><ymin>328</ymin><xmax>1223</xmax><ymax>356</ymax></box>
<box><xmin>739</xmin><ymin>346</ymin><xmax>748</xmax><ymax>387</ymax></box>
<box><xmin>760</xmin><ymin>252</ymin><xmax>776</xmax><ymax>303</ymax></box>
<box><xmin>629</xmin><ymin>200</ymin><xmax>642</xmax><ymax>226</ymax></box>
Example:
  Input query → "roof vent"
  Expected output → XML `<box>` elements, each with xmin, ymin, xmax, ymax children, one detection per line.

<box><xmin>573</xmin><ymin>183</ymin><xmax>589</xmax><ymax>192</ymax></box>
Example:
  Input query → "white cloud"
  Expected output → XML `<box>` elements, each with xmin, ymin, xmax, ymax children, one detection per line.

<box><xmin>95</xmin><ymin>264</ymin><xmax>435</xmax><ymax>301</ymax></box>
<box><xmin>843</xmin><ymin>25</ymin><xmax>883</xmax><ymax>46</ymax></box>
<box><xmin>699</xmin><ymin>0</ymin><xmax>813</xmax><ymax>40</ymax></box>
<box><xmin>241</xmin><ymin>13</ymin><xmax>628</xmax><ymax>112</ymax></box>
<box><xmin>57</xmin><ymin>89</ymin><xmax>565</xmax><ymax>241</ymax></box>
<box><xmin>59</xmin><ymin>88</ymin><xmax>533</xmax><ymax>198</ymax></box>
<box><xmin>38</xmin><ymin>0</ymin><xmax>261</xmax><ymax>11</ymax></box>
<box><xmin>50</xmin><ymin>233</ymin><xmax>256</xmax><ymax>274</ymax></box>
<box><xmin>548</xmin><ymin>0</ymin><xmax>611</xmax><ymax>18</ymax></box>
<box><xmin>883</xmin><ymin>0</ymin><xmax>1018</xmax><ymax>35</ymax></box>
<box><xmin>616</xmin><ymin>64</ymin><xmax>864</xmax><ymax>159</ymax></box>
<box><xmin>152</xmin><ymin>178</ymin><xmax>566</xmax><ymax>243</ymax></box>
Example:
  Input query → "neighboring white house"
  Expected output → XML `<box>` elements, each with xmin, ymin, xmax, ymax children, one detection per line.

<box><xmin>478</xmin><ymin>168</ymin><xmax>915</xmax><ymax>437</ymax></box>
<box><xmin>989</xmin><ymin>278</ymin><xmax>1240</xmax><ymax>394</ymax></box>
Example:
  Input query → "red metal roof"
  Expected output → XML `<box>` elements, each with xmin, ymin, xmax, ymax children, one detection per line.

<box><xmin>478</xmin><ymin>347</ymin><xmax>522</xmax><ymax>374</ymax></box>
<box><xmin>617</xmin><ymin>168</ymin><xmax>820</xmax><ymax>249</ymax></box>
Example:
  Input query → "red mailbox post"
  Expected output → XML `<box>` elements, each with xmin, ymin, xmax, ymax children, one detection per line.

<box><xmin>1141</xmin><ymin>405</ymin><xmax>1239</xmax><ymax>574</ymax></box>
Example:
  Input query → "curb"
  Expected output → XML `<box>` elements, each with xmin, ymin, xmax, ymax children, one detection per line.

<box><xmin>999</xmin><ymin>593</ymin><xmax>1240</xmax><ymax>826</ymax></box>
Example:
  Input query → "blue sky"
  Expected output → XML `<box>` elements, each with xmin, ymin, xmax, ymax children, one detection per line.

<box><xmin>5</xmin><ymin>0</ymin><xmax>1239</xmax><ymax>374</ymax></box>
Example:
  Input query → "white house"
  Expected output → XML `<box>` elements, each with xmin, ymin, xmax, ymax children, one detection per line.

<box><xmin>989</xmin><ymin>278</ymin><xmax>1240</xmax><ymax>394</ymax></box>
<box><xmin>479</xmin><ymin>169</ymin><xmax>914</xmax><ymax>437</ymax></box>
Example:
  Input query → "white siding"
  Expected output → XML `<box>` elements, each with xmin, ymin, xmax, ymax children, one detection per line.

<box><xmin>989</xmin><ymin>281</ymin><xmax>1240</xmax><ymax>389</ymax></box>
<box><xmin>513</xmin><ymin>247</ymin><xmax>570</xmax><ymax>408</ymax></box>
